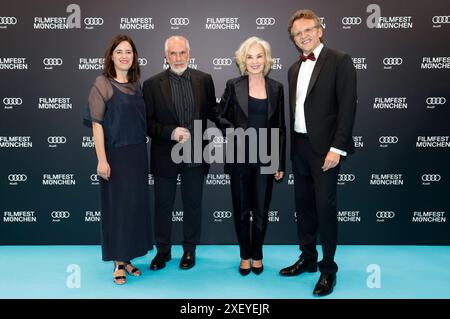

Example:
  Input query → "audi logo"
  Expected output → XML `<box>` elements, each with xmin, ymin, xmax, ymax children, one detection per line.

<box><xmin>379</xmin><ymin>136</ymin><xmax>398</xmax><ymax>144</ymax></box>
<box><xmin>51</xmin><ymin>211</ymin><xmax>70</xmax><ymax>218</ymax></box>
<box><xmin>383</xmin><ymin>57</ymin><xmax>403</xmax><ymax>66</ymax></box>
<box><xmin>0</xmin><ymin>17</ymin><xmax>17</xmax><ymax>25</ymax></box>
<box><xmin>426</xmin><ymin>97</ymin><xmax>446</xmax><ymax>105</ymax></box>
<box><xmin>170</xmin><ymin>17</ymin><xmax>190</xmax><ymax>26</ymax></box>
<box><xmin>8</xmin><ymin>174</ymin><xmax>27</xmax><ymax>182</ymax></box>
<box><xmin>138</xmin><ymin>58</ymin><xmax>148</xmax><ymax>66</ymax></box>
<box><xmin>84</xmin><ymin>17</ymin><xmax>104</xmax><ymax>26</ymax></box>
<box><xmin>376</xmin><ymin>211</ymin><xmax>395</xmax><ymax>219</ymax></box>
<box><xmin>43</xmin><ymin>58</ymin><xmax>63</xmax><ymax>66</ymax></box>
<box><xmin>3</xmin><ymin>97</ymin><xmax>22</xmax><ymax>106</ymax></box>
<box><xmin>90</xmin><ymin>174</ymin><xmax>99</xmax><ymax>182</ymax></box>
<box><xmin>432</xmin><ymin>16</ymin><xmax>450</xmax><ymax>24</ymax></box>
<box><xmin>421</xmin><ymin>174</ymin><xmax>441</xmax><ymax>182</ymax></box>
<box><xmin>213</xmin><ymin>58</ymin><xmax>233</xmax><ymax>66</ymax></box>
<box><xmin>256</xmin><ymin>17</ymin><xmax>276</xmax><ymax>26</ymax></box>
<box><xmin>213</xmin><ymin>136</ymin><xmax>227</xmax><ymax>143</ymax></box>
<box><xmin>213</xmin><ymin>211</ymin><xmax>232</xmax><ymax>218</ymax></box>
<box><xmin>338</xmin><ymin>174</ymin><xmax>355</xmax><ymax>182</ymax></box>
<box><xmin>47</xmin><ymin>136</ymin><xmax>67</xmax><ymax>144</ymax></box>
<box><xmin>341</xmin><ymin>17</ymin><xmax>362</xmax><ymax>25</ymax></box>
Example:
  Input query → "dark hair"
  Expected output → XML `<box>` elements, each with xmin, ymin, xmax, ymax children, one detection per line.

<box><xmin>288</xmin><ymin>9</ymin><xmax>323</xmax><ymax>40</ymax></box>
<box><xmin>102</xmin><ymin>34</ymin><xmax>140</xmax><ymax>82</ymax></box>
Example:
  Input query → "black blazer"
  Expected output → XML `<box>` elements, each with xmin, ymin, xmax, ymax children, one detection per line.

<box><xmin>142</xmin><ymin>69</ymin><xmax>217</xmax><ymax>177</ymax></box>
<box><xmin>288</xmin><ymin>46</ymin><xmax>357</xmax><ymax>157</ymax></box>
<box><xmin>215</xmin><ymin>76</ymin><xmax>286</xmax><ymax>173</ymax></box>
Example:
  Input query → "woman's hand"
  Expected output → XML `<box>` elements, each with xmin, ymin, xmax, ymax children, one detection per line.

<box><xmin>97</xmin><ymin>160</ymin><xmax>111</xmax><ymax>180</ymax></box>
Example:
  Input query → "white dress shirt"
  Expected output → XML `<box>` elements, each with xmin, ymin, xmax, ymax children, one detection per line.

<box><xmin>294</xmin><ymin>43</ymin><xmax>346</xmax><ymax>156</ymax></box>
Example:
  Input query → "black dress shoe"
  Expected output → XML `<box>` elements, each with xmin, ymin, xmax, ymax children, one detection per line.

<box><xmin>251</xmin><ymin>265</ymin><xmax>264</xmax><ymax>275</ymax></box>
<box><xmin>180</xmin><ymin>251</ymin><xmax>195</xmax><ymax>270</ymax></box>
<box><xmin>313</xmin><ymin>273</ymin><xmax>336</xmax><ymax>297</ymax></box>
<box><xmin>239</xmin><ymin>267</ymin><xmax>251</xmax><ymax>276</ymax></box>
<box><xmin>279</xmin><ymin>258</ymin><xmax>317</xmax><ymax>276</ymax></box>
<box><xmin>150</xmin><ymin>252</ymin><xmax>171</xmax><ymax>270</ymax></box>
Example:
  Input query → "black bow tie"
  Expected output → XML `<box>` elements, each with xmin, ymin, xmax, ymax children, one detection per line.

<box><xmin>299</xmin><ymin>52</ymin><xmax>316</xmax><ymax>62</ymax></box>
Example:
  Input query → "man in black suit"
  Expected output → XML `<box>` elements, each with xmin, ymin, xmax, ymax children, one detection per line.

<box><xmin>279</xmin><ymin>10</ymin><xmax>357</xmax><ymax>296</ymax></box>
<box><xmin>142</xmin><ymin>36</ymin><xmax>217</xmax><ymax>270</ymax></box>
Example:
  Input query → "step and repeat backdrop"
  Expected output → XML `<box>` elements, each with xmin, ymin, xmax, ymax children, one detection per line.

<box><xmin>1</xmin><ymin>0</ymin><xmax>449</xmax><ymax>245</ymax></box>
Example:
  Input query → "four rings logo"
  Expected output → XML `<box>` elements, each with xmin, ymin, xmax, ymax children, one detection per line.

<box><xmin>3</xmin><ymin>97</ymin><xmax>22</xmax><ymax>106</ymax></box>
<box><xmin>138</xmin><ymin>58</ymin><xmax>148</xmax><ymax>66</ymax></box>
<box><xmin>90</xmin><ymin>174</ymin><xmax>99</xmax><ymax>183</ymax></box>
<box><xmin>43</xmin><ymin>58</ymin><xmax>63</xmax><ymax>69</ymax></box>
<box><xmin>432</xmin><ymin>16</ymin><xmax>450</xmax><ymax>24</ymax></box>
<box><xmin>338</xmin><ymin>174</ymin><xmax>356</xmax><ymax>182</ymax></box>
<box><xmin>421</xmin><ymin>174</ymin><xmax>441</xmax><ymax>182</ymax></box>
<box><xmin>426</xmin><ymin>97</ymin><xmax>446</xmax><ymax>105</ymax></box>
<box><xmin>383</xmin><ymin>57</ymin><xmax>403</xmax><ymax>66</ymax></box>
<box><xmin>213</xmin><ymin>211</ymin><xmax>232</xmax><ymax>219</ymax></box>
<box><xmin>379</xmin><ymin>136</ymin><xmax>398</xmax><ymax>144</ymax></box>
<box><xmin>170</xmin><ymin>17</ymin><xmax>190</xmax><ymax>26</ymax></box>
<box><xmin>376</xmin><ymin>211</ymin><xmax>395</xmax><ymax>219</ymax></box>
<box><xmin>342</xmin><ymin>17</ymin><xmax>362</xmax><ymax>25</ymax></box>
<box><xmin>48</xmin><ymin>136</ymin><xmax>67</xmax><ymax>146</ymax></box>
<box><xmin>256</xmin><ymin>18</ymin><xmax>275</xmax><ymax>26</ymax></box>
<box><xmin>213</xmin><ymin>58</ymin><xmax>233</xmax><ymax>67</ymax></box>
<box><xmin>0</xmin><ymin>17</ymin><xmax>17</xmax><ymax>25</ymax></box>
<box><xmin>51</xmin><ymin>211</ymin><xmax>70</xmax><ymax>219</ymax></box>
<box><xmin>8</xmin><ymin>174</ymin><xmax>27</xmax><ymax>184</ymax></box>
<box><xmin>84</xmin><ymin>17</ymin><xmax>104</xmax><ymax>26</ymax></box>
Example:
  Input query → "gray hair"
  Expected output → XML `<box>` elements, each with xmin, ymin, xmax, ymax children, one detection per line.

<box><xmin>164</xmin><ymin>36</ymin><xmax>190</xmax><ymax>54</ymax></box>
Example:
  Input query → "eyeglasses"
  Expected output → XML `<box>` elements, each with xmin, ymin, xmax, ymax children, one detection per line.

<box><xmin>292</xmin><ymin>25</ymin><xmax>320</xmax><ymax>38</ymax></box>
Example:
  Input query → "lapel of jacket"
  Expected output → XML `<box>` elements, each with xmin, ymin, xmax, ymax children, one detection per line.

<box><xmin>266</xmin><ymin>77</ymin><xmax>276</xmax><ymax>119</ymax></box>
<box><xmin>235</xmin><ymin>76</ymin><xmax>249</xmax><ymax>117</ymax></box>
<box><xmin>289</xmin><ymin>60</ymin><xmax>301</xmax><ymax>116</ymax></box>
<box><xmin>159</xmin><ymin>70</ymin><xmax>179</xmax><ymax>121</ymax></box>
<box><xmin>189</xmin><ymin>69</ymin><xmax>202</xmax><ymax>119</ymax></box>
<box><xmin>306</xmin><ymin>46</ymin><xmax>328</xmax><ymax>98</ymax></box>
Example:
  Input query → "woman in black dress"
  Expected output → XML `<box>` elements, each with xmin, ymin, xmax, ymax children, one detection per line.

<box><xmin>86</xmin><ymin>35</ymin><xmax>153</xmax><ymax>284</ymax></box>
<box><xmin>215</xmin><ymin>37</ymin><xmax>286</xmax><ymax>275</ymax></box>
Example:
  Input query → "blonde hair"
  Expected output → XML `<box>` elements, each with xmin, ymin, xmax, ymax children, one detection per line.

<box><xmin>235</xmin><ymin>36</ymin><xmax>273</xmax><ymax>76</ymax></box>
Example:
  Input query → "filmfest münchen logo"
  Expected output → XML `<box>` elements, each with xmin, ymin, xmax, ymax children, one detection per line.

<box><xmin>412</xmin><ymin>211</ymin><xmax>446</xmax><ymax>223</ymax></box>
<box><xmin>3</xmin><ymin>211</ymin><xmax>36</xmax><ymax>223</ymax></box>
<box><xmin>82</xmin><ymin>136</ymin><xmax>94</xmax><ymax>148</ymax></box>
<box><xmin>432</xmin><ymin>15</ymin><xmax>450</xmax><ymax>28</ymax></box>
<box><xmin>383</xmin><ymin>57</ymin><xmax>403</xmax><ymax>70</ymax></box>
<box><xmin>366</xmin><ymin>4</ymin><xmax>413</xmax><ymax>29</ymax></box>
<box><xmin>205</xmin><ymin>17</ymin><xmax>239</xmax><ymax>30</ymax></box>
<box><xmin>353</xmin><ymin>136</ymin><xmax>363</xmax><ymax>148</ymax></box>
<box><xmin>271</xmin><ymin>58</ymin><xmax>282</xmax><ymax>70</ymax></box>
<box><xmin>0</xmin><ymin>136</ymin><xmax>32</xmax><ymax>148</ymax></box>
<box><xmin>34</xmin><ymin>4</ymin><xmax>82</xmax><ymax>30</ymax></box>
<box><xmin>3</xmin><ymin>97</ymin><xmax>23</xmax><ymax>110</ymax></box>
<box><xmin>120</xmin><ymin>17</ymin><xmax>154</xmax><ymax>30</ymax></box>
<box><xmin>85</xmin><ymin>211</ymin><xmax>101</xmax><ymax>222</ymax></box>
<box><xmin>79</xmin><ymin>57</ymin><xmax>104</xmax><ymax>70</ymax></box>
<box><xmin>42</xmin><ymin>174</ymin><xmax>76</xmax><ymax>186</ymax></box>
<box><xmin>416</xmin><ymin>136</ymin><xmax>450</xmax><ymax>148</ymax></box>
<box><xmin>342</xmin><ymin>16</ymin><xmax>362</xmax><ymax>29</ymax></box>
<box><xmin>0</xmin><ymin>16</ymin><xmax>18</xmax><ymax>29</ymax></box>
<box><xmin>425</xmin><ymin>97</ymin><xmax>446</xmax><ymax>109</ymax></box>
<box><xmin>256</xmin><ymin>17</ymin><xmax>275</xmax><ymax>30</ymax></box>
<box><xmin>0</xmin><ymin>57</ymin><xmax>28</xmax><ymax>70</ymax></box>
<box><xmin>373</xmin><ymin>97</ymin><xmax>407</xmax><ymax>110</ymax></box>
<box><xmin>206</xmin><ymin>174</ymin><xmax>230</xmax><ymax>185</ymax></box>
<box><xmin>421</xmin><ymin>57</ymin><xmax>450</xmax><ymax>69</ymax></box>
<box><xmin>352</xmin><ymin>58</ymin><xmax>367</xmax><ymax>70</ymax></box>
<box><xmin>268</xmin><ymin>211</ymin><xmax>280</xmax><ymax>223</ymax></box>
<box><xmin>38</xmin><ymin>97</ymin><xmax>72</xmax><ymax>110</ymax></box>
<box><xmin>337</xmin><ymin>211</ymin><xmax>361</xmax><ymax>223</ymax></box>
<box><xmin>370</xmin><ymin>173</ymin><xmax>404</xmax><ymax>185</ymax></box>
<box><xmin>172</xmin><ymin>211</ymin><xmax>183</xmax><ymax>222</ymax></box>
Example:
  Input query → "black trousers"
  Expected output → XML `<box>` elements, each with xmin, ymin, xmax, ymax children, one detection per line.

<box><xmin>153</xmin><ymin>165</ymin><xmax>204</xmax><ymax>253</ymax></box>
<box><xmin>230</xmin><ymin>165</ymin><xmax>274</xmax><ymax>260</ymax></box>
<box><xmin>292</xmin><ymin>132</ymin><xmax>340</xmax><ymax>275</ymax></box>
